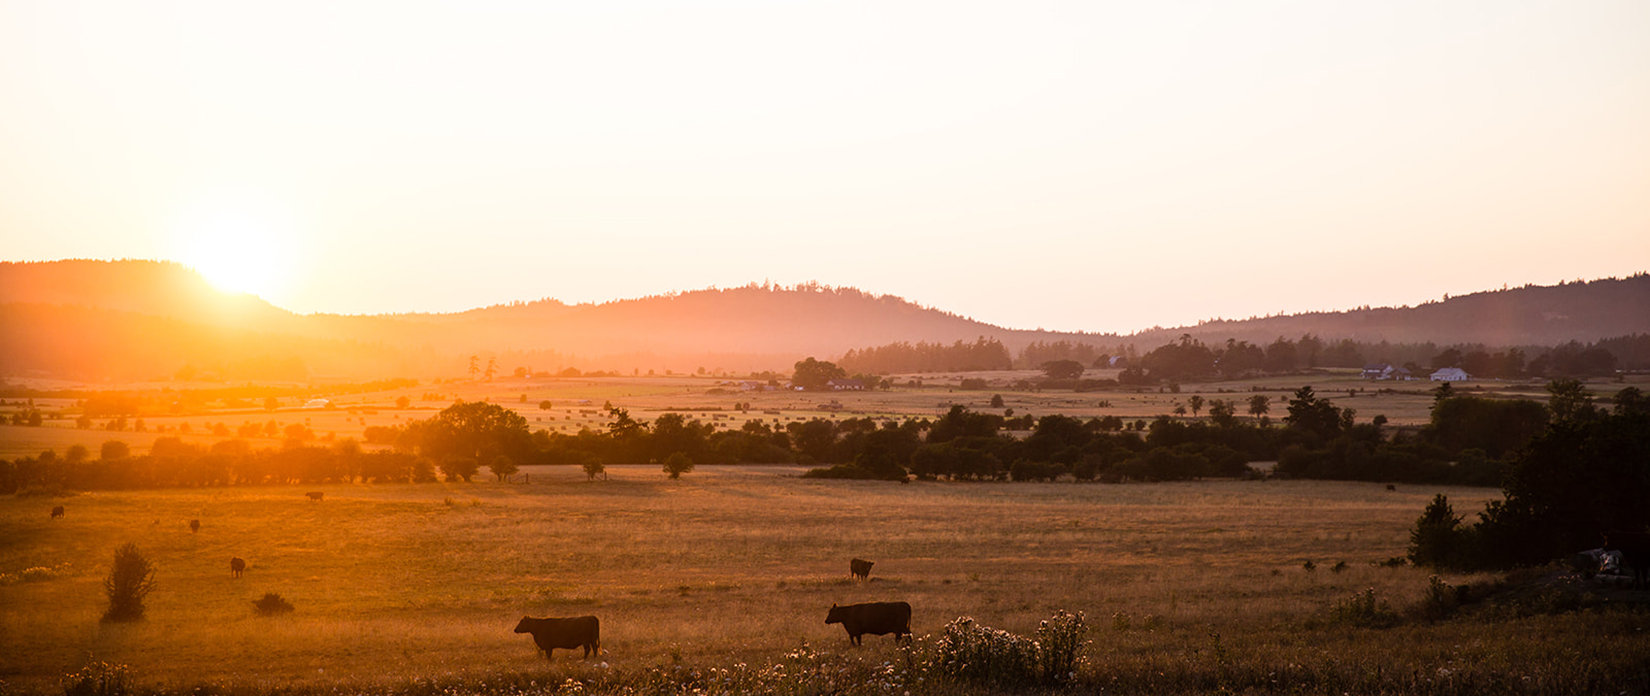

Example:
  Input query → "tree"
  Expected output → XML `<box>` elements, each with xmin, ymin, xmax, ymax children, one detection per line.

<box><xmin>1284</xmin><ymin>386</ymin><xmax>1351</xmax><ymax>440</ymax></box>
<box><xmin>1545</xmin><ymin>378</ymin><xmax>1598</xmax><ymax>424</ymax></box>
<box><xmin>663</xmin><ymin>452</ymin><xmax>695</xmax><ymax>479</ymax></box>
<box><xmin>488</xmin><ymin>454</ymin><xmax>519</xmax><ymax>482</ymax></box>
<box><xmin>102</xmin><ymin>543</ymin><xmax>156</xmax><ymax>623</ymax></box>
<box><xmin>989</xmin><ymin>394</ymin><xmax>1005</xmax><ymax>408</ymax></box>
<box><xmin>264</xmin><ymin>397</ymin><xmax>279</xmax><ymax>412</ymax></box>
<box><xmin>101</xmin><ymin>440</ymin><xmax>130</xmax><ymax>460</ymax></box>
<box><xmin>583</xmin><ymin>459</ymin><xmax>607</xmax><ymax>481</ymax></box>
<box><xmin>1040</xmin><ymin>360</ymin><xmax>1086</xmax><ymax>380</ymax></box>
<box><xmin>791</xmin><ymin>357</ymin><xmax>847</xmax><ymax>390</ymax></box>
<box><xmin>419</xmin><ymin>402</ymin><xmax>531</xmax><ymax>478</ymax></box>
<box><xmin>1408</xmin><ymin>494</ymin><xmax>1467</xmax><ymax>570</ymax></box>
<box><xmin>485</xmin><ymin>357</ymin><xmax>498</xmax><ymax>381</ymax></box>
<box><xmin>539</xmin><ymin>400</ymin><xmax>554</xmax><ymax>410</ymax></box>
<box><xmin>65</xmin><ymin>444</ymin><xmax>90</xmax><ymax>463</ymax></box>
<box><xmin>1247</xmin><ymin>395</ymin><xmax>1270</xmax><ymax>420</ymax></box>
<box><xmin>1207</xmin><ymin>399</ymin><xmax>1237</xmax><ymax>428</ymax></box>
<box><xmin>468</xmin><ymin>355</ymin><xmax>481</xmax><ymax>380</ymax></box>
<box><xmin>1187</xmin><ymin>395</ymin><xmax>1205</xmax><ymax>417</ymax></box>
<box><xmin>396</xmin><ymin>396</ymin><xmax>411</xmax><ymax>409</ymax></box>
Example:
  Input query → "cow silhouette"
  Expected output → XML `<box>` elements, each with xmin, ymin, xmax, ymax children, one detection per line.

<box><xmin>189</xmin><ymin>519</ymin><xmax>200</xmax><ymax>533</ymax></box>
<box><xmin>50</xmin><ymin>506</ymin><xmax>64</xmax><ymax>519</ymax></box>
<box><xmin>230</xmin><ymin>557</ymin><xmax>246</xmax><ymax>578</ymax></box>
<box><xmin>850</xmin><ymin>558</ymin><xmax>874</xmax><ymax>581</ymax></box>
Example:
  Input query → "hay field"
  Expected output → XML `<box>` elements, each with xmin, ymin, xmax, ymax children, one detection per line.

<box><xmin>0</xmin><ymin>468</ymin><xmax>1520</xmax><ymax>692</ymax></box>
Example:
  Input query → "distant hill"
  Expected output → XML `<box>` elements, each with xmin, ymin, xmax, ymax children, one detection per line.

<box><xmin>1134</xmin><ymin>275</ymin><xmax>1650</xmax><ymax>348</ymax></box>
<box><xmin>2</xmin><ymin>259</ymin><xmax>1646</xmax><ymax>381</ymax></box>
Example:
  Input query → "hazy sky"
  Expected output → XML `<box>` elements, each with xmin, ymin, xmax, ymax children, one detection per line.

<box><xmin>2</xmin><ymin>1</ymin><xmax>1646</xmax><ymax>334</ymax></box>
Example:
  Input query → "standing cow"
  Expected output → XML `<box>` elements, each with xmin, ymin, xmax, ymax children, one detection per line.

<box><xmin>50</xmin><ymin>506</ymin><xmax>64</xmax><ymax>519</ymax></box>
<box><xmin>306</xmin><ymin>491</ymin><xmax>324</xmax><ymax>502</ymax></box>
<box><xmin>825</xmin><ymin>601</ymin><xmax>911</xmax><ymax>646</ymax></box>
<box><xmin>514</xmin><ymin>615</ymin><xmax>601</xmax><ymax>659</ymax></box>
<box><xmin>230</xmin><ymin>557</ymin><xmax>246</xmax><ymax>578</ymax></box>
<box><xmin>850</xmin><ymin>558</ymin><xmax>874</xmax><ymax>581</ymax></box>
<box><xmin>189</xmin><ymin>519</ymin><xmax>201</xmax><ymax>533</ymax></box>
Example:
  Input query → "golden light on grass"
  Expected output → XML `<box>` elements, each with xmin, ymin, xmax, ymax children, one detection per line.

<box><xmin>0</xmin><ymin>469</ymin><xmax>1525</xmax><ymax>693</ymax></box>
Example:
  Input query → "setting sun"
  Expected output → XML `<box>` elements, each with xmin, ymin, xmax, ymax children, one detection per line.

<box><xmin>177</xmin><ymin>201</ymin><xmax>295</xmax><ymax>299</ymax></box>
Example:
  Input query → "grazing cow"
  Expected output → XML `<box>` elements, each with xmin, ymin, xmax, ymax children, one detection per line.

<box><xmin>1385</xmin><ymin>484</ymin><xmax>1396</xmax><ymax>492</ymax></box>
<box><xmin>1603</xmin><ymin>532</ymin><xmax>1650</xmax><ymax>590</ymax></box>
<box><xmin>50</xmin><ymin>506</ymin><xmax>64</xmax><ymax>519</ymax></box>
<box><xmin>230</xmin><ymin>557</ymin><xmax>246</xmax><ymax>578</ymax></box>
<box><xmin>850</xmin><ymin>558</ymin><xmax>874</xmax><ymax>581</ymax></box>
<box><xmin>513</xmin><ymin>616</ymin><xmax>601</xmax><ymax>659</ymax></box>
<box><xmin>306</xmin><ymin>491</ymin><xmax>324</xmax><ymax>502</ymax></box>
<box><xmin>189</xmin><ymin>519</ymin><xmax>200</xmax><ymax>533</ymax></box>
<box><xmin>825</xmin><ymin>601</ymin><xmax>911</xmax><ymax>646</ymax></box>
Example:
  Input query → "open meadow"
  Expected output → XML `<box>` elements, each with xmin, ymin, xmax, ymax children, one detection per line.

<box><xmin>5</xmin><ymin>467</ymin><xmax>1649</xmax><ymax>695</ymax></box>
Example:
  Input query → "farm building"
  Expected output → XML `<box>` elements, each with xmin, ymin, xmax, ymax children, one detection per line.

<box><xmin>1430</xmin><ymin>367</ymin><xmax>1472</xmax><ymax>381</ymax></box>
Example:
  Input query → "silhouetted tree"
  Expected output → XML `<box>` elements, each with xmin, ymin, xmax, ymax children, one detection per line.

<box><xmin>792</xmin><ymin>357</ymin><xmax>847</xmax><ymax>391</ymax></box>
<box><xmin>1247</xmin><ymin>394</ymin><xmax>1270</xmax><ymax>420</ymax></box>
<box><xmin>1040</xmin><ymin>360</ymin><xmax>1086</xmax><ymax>380</ymax></box>
<box><xmin>663</xmin><ymin>452</ymin><xmax>694</xmax><ymax>479</ymax></box>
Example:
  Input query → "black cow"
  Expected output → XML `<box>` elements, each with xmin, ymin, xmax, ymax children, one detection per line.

<box><xmin>1603</xmin><ymin>531</ymin><xmax>1650</xmax><ymax>590</ymax></box>
<box><xmin>850</xmin><ymin>558</ymin><xmax>874</xmax><ymax>581</ymax></box>
<box><xmin>825</xmin><ymin>601</ymin><xmax>911</xmax><ymax>646</ymax></box>
<box><xmin>306</xmin><ymin>491</ymin><xmax>324</xmax><ymax>502</ymax></box>
<box><xmin>514</xmin><ymin>615</ymin><xmax>601</xmax><ymax>659</ymax></box>
<box><xmin>50</xmin><ymin>506</ymin><xmax>64</xmax><ymax>519</ymax></box>
<box><xmin>230</xmin><ymin>557</ymin><xmax>246</xmax><ymax>578</ymax></box>
<box><xmin>189</xmin><ymin>519</ymin><xmax>201</xmax><ymax>533</ymax></box>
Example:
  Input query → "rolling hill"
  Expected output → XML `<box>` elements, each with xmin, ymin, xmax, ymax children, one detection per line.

<box><xmin>2</xmin><ymin>259</ymin><xmax>1646</xmax><ymax>381</ymax></box>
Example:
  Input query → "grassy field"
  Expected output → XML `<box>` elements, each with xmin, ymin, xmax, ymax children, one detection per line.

<box><xmin>6</xmin><ymin>467</ymin><xmax>1647</xmax><ymax>694</ymax></box>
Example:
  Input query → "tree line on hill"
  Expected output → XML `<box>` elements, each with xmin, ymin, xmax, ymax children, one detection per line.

<box><xmin>6</xmin><ymin>381</ymin><xmax>1641</xmax><ymax>497</ymax></box>
<box><xmin>837</xmin><ymin>333</ymin><xmax>1649</xmax><ymax>384</ymax></box>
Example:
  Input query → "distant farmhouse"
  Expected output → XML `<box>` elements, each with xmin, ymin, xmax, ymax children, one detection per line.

<box><xmin>1430</xmin><ymin>367</ymin><xmax>1472</xmax><ymax>381</ymax></box>
<box><xmin>1360</xmin><ymin>363</ymin><xmax>1415</xmax><ymax>381</ymax></box>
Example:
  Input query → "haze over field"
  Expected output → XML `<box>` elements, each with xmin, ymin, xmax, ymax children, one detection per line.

<box><xmin>3</xmin><ymin>2</ymin><xmax>1648</xmax><ymax>335</ymax></box>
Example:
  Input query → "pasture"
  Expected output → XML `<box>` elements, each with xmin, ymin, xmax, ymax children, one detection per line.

<box><xmin>5</xmin><ymin>467</ymin><xmax>1647</xmax><ymax>694</ymax></box>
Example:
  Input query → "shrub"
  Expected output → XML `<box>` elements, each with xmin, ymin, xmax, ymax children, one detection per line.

<box><xmin>1329</xmin><ymin>588</ymin><xmax>1398</xmax><ymax>627</ymax></box>
<box><xmin>62</xmin><ymin>660</ymin><xmax>132</xmax><ymax>696</ymax></box>
<box><xmin>933</xmin><ymin>610</ymin><xmax>1087</xmax><ymax>687</ymax></box>
<box><xmin>101</xmin><ymin>543</ymin><xmax>155</xmax><ymax>623</ymax></box>
<box><xmin>1415</xmin><ymin>575</ymin><xmax>1461</xmax><ymax>622</ymax></box>
<box><xmin>253</xmin><ymin>592</ymin><xmax>295</xmax><ymax>616</ymax></box>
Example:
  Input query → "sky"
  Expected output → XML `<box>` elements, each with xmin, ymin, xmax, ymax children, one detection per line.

<box><xmin>2</xmin><ymin>1</ymin><xmax>1647</xmax><ymax>335</ymax></box>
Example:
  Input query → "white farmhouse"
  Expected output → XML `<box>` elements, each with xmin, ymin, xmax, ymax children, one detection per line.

<box><xmin>1430</xmin><ymin>367</ymin><xmax>1471</xmax><ymax>382</ymax></box>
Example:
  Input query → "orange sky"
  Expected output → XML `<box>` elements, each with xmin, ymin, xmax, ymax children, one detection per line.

<box><xmin>1</xmin><ymin>1</ymin><xmax>1646</xmax><ymax>334</ymax></box>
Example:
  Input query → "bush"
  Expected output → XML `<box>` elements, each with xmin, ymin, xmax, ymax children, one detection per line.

<box><xmin>101</xmin><ymin>543</ymin><xmax>155</xmax><ymax>623</ymax></box>
<box><xmin>932</xmin><ymin>610</ymin><xmax>1087</xmax><ymax>687</ymax></box>
<box><xmin>1328</xmin><ymin>588</ymin><xmax>1398</xmax><ymax>627</ymax></box>
<box><xmin>62</xmin><ymin>660</ymin><xmax>132</xmax><ymax>696</ymax></box>
<box><xmin>253</xmin><ymin>592</ymin><xmax>295</xmax><ymax>616</ymax></box>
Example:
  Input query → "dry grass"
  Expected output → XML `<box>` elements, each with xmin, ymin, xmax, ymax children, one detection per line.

<box><xmin>0</xmin><ymin>467</ymin><xmax>1546</xmax><ymax>693</ymax></box>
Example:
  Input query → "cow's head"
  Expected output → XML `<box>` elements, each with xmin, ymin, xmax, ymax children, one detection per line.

<box><xmin>825</xmin><ymin>604</ymin><xmax>842</xmax><ymax>625</ymax></box>
<box><xmin>513</xmin><ymin>617</ymin><xmax>533</xmax><ymax>633</ymax></box>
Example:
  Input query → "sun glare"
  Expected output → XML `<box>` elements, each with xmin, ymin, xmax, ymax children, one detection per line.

<box><xmin>177</xmin><ymin>197</ymin><xmax>295</xmax><ymax>300</ymax></box>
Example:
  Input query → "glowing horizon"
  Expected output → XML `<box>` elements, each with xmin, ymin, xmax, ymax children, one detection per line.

<box><xmin>1</xmin><ymin>1</ymin><xmax>1646</xmax><ymax>334</ymax></box>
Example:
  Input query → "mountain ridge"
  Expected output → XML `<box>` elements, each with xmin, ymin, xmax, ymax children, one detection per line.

<box><xmin>2</xmin><ymin>259</ymin><xmax>1646</xmax><ymax>380</ymax></box>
